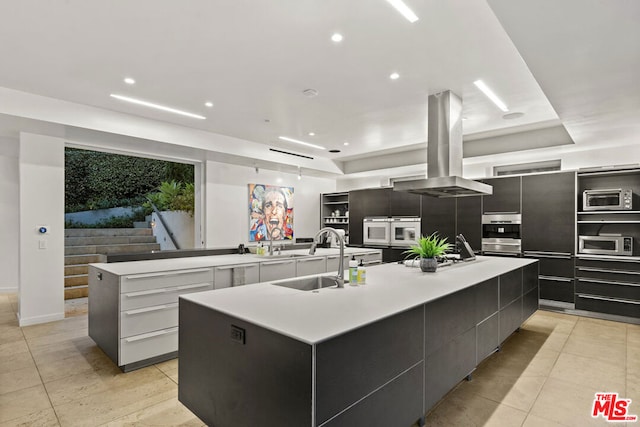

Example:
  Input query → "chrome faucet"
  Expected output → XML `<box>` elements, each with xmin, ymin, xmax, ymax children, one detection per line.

<box><xmin>309</xmin><ymin>227</ymin><xmax>345</xmax><ymax>288</ymax></box>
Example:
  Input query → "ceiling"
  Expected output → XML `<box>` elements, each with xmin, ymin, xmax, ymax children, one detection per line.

<box><xmin>0</xmin><ymin>0</ymin><xmax>638</xmax><ymax>176</ymax></box>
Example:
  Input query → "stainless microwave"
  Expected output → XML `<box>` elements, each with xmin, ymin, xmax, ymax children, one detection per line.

<box><xmin>583</xmin><ymin>188</ymin><xmax>633</xmax><ymax>211</ymax></box>
<box><xmin>579</xmin><ymin>235</ymin><xmax>633</xmax><ymax>256</ymax></box>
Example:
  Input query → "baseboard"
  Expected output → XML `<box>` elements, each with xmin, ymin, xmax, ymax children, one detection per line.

<box><xmin>18</xmin><ymin>311</ymin><xmax>65</xmax><ymax>326</ymax></box>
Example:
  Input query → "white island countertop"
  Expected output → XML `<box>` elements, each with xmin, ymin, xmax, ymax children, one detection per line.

<box><xmin>89</xmin><ymin>247</ymin><xmax>380</xmax><ymax>276</ymax></box>
<box><xmin>182</xmin><ymin>256</ymin><xmax>537</xmax><ymax>345</ymax></box>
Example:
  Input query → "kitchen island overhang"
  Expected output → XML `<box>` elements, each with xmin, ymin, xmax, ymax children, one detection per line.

<box><xmin>178</xmin><ymin>256</ymin><xmax>539</xmax><ymax>427</ymax></box>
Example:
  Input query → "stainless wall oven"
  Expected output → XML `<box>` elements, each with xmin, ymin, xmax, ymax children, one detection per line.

<box><xmin>482</xmin><ymin>214</ymin><xmax>522</xmax><ymax>255</ymax></box>
<box><xmin>390</xmin><ymin>217</ymin><xmax>421</xmax><ymax>247</ymax></box>
<box><xmin>363</xmin><ymin>217</ymin><xmax>391</xmax><ymax>246</ymax></box>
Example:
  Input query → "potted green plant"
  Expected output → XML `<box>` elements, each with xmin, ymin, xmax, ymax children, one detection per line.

<box><xmin>404</xmin><ymin>232</ymin><xmax>451</xmax><ymax>272</ymax></box>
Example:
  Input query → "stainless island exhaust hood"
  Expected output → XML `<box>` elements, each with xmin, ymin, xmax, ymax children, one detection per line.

<box><xmin>393</xmin><ymin>91</ymin><xmax>492</xmax><ymax>198</ymax></box>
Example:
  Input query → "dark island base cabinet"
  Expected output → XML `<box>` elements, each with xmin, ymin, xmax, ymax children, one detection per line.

<box><xmin>178</xmin><ymin>263</ymin><xmax>538</xmax><ymax>427</ymax></box>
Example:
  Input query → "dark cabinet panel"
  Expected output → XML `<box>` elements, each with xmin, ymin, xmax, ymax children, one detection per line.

<box><xmin>500</xmin><ymin>269</ymin><xmax>522</xmax><ymax>309</ymax></box>
<box><xmin>456</xmin><ymin>196</ymin><xmax>482</xmax><ymax>251</ymax></box>
<box><xmin>575</xmin><ymin>294</ymin><xmax>640</xmax><ymax>318</ymax></box>
<box><xmin>421</xmin><ymin>196</ymin><xmax>456</xmax><ymax>243</ymax></box>
<box><xmin>475</xmin><ymin>277</ymin><xmax>499</xmax><ymax>323</ymax></box>
<box><xmin>539</xmin><ymin>277</ymin><xmax>574</xmax><ymax>303</ymax></box>
<box><xmin>499</xmin><ymin>297</ymin><xmax>523</xmax><ymax>342</ymax></box>
<box><xmin>482</xmin><ymin>176</ymin><xmax>521</xmax><ymax>214</ymax></box>
<box><xmin>522</xmin><ymin>172</ymin><xmax>575</xmax><ymax>254</ymax></box>
<box><xmin>321</xmin><ymin>363</ymin><xmax>423</xmax><ymax>427</ymax></box>
<box><xmin>315</xmin><ymin>305</ymin><xmax>423</xmax><ymax>424</ymax></box>
<box><xmin>389</xmin><ymin>190</ymin><xmax>421</xmax><ymax>217</ymax></box>
<box><xmin>476</xmin><ymin>313</ymin><xmax>499</xmax><ymax>364</ymax></box>
<box><xmin>383</xmin><ymin>247</ymin><xmax>407</xmax><ymax>263</ymax></box>
<box><xmin>348</xmin><ymin>188</ymin><xmax>392</xmax><ymax>246</ymax></box>
<box><xmin>523</xmin><ymin>288</ymin><xmax>539</xmax><ymax>321</ymax></box>
<box><xmin>425</xmin><ymin>287</ymin><xmax>476</xmax><ymax>356</ymax></box>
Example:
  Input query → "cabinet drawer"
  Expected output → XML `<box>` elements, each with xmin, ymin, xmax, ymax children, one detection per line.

<box><xmin>326</xmin><ymin>255</ymin><xmax>350</xmax><ymax>272</ymax></box>
<box><xmin>576</xmin><ymin>278</ymin><xmax>640</xmax><ymax>301</ymax></box>
<box><xmin>120</xmin><ymin>302</ymin><xmax>178</xmax><ymax>338</ymax></box>
<box><xmin>499</xmin><ymin>297</ymin><xmax>522</xmax><ymax>343</ymax></box>
<box><xmin>575</xmin><ymin>294</ymin><xmax>640</xmax><ymax>318</ymax></box>
<box><xmin>214</xmin><ymin>264</ymin><xmax>260</xmax><ymax>289</ymax></box>
<box><xmin>120</xmin><ymin>282</ymin><xmax>212</xmax><ymax>311</ymax></box>
<box><xmin>120</xmin><ymin>327</ymin><xmax>178</xmax><ymax>365</ymax></box>
<box><xmin>121</xmin><ymin>268</ymin><xmax>213</xmax><ymax>293</ymax></box>
<box><xmin>353</xmin><ymin>251</ymin><xmax>382</xmax><ymax>265</ymax></box>
<box><xmin>540</xmin><ymin>276</ymin><xmax>574</xmax><ymax>303</ymax></box>
<box><xmin>499</xmin><ymin>269</ymin><xmax>522</xmax><ymax>309</ymax></box>
<box><xmin>576</xmin><ymin>257</ymin><xmax>640</xmax><ymax>272</ymax></box>
<box><xmin>524</xmin><ymin>252</ymin><xmax>574</xmax><ymax>277</ymax></box>
<box><xmin>259</xmin><ymin>259</ymin><xmax>296</xmax><ymax>282</ymax></box>
<box><xmin>575</xmin><ymin>267</ymin><xmax>640</xmax><ymax>284</ymax></box>
<box><xmin>295</xmin><ymin>257</ymin><xmax>326</xmax><ymax>277</ymax></box>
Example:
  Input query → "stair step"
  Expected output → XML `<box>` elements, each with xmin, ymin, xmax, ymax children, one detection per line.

<box><xmin>64</xmin><ymin>243</ymin><xmax>161</xmax><ymax>256</ymax></box>
<box><xmin>65</xmin><ymin>274</ymin><xmax>88</xmax><ymax>287</ymax></box>
<box><xmin>65</xmin><ymin>236</ymin><xmax>158</xmax><ymax>246</ymax></box>
<box><xmin>64</xmin><ymin>254</ymin><xmax>106</xmax><ymax>265</ymax></box>
<box><xmin>64</xmin><ymin>264</ymin><xmax>89</xmax><ymax>276</ymax></box>
<box><xmin>65</xmin><ymin>286</ymin><xmax>88</xmax><ymax>300</ymax></box>
<box><xmin>64</xmin><ymin>228</ymin><xmax>153</xmax><ymax>238</ymax></box>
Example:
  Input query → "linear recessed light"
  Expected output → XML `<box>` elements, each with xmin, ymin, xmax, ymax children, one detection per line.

<box><xmin>386</xmin><ymin>0</ymin><xmax>419</xmax><ymax>23</ymax></box>
<box><xmin>473</xmin><ymin>80</ymin><xmax>508</xmax><ymax>112</ymax></box>
<box><xmin>278</xmin><ymin>136</ymin><xmax>325</xmax><ymax>150</ymax></box>
<box><xmin>124</xmin><ymin>77</ymin><xmax>135</xmax><ymax>85</ymax></box>
<box><xmin>205</xmin><ymin>101</ymin><xmax>213</xmax><ymax>108</ymax></box>
<box><xmin>110</xmin><ymin>94</ymin><xmax>206</xmax><ymax>119</ymax></box>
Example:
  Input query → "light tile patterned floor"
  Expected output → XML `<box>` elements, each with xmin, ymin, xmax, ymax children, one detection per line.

<box><xmin>0</xmin><ymin>293</ymin><xmax>638</xmax><ymax>426</ymax></box>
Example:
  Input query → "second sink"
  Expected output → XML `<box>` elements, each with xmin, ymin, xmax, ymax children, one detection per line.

<box><xmin>270</xmin><ymin>275</ymin><xmax>341</xmax><ymax>291</ymax></box>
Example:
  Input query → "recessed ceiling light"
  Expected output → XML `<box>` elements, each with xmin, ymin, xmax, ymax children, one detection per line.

<box><xmin>473</xmin><ymin>80</ymin><xmax>508</xmax><ymax>112</ymax></box>
<box><xmin>386</xmin><ymin>0</ymin><xmax>419</xmax><ymax>23</ymax></box>
<box><xmin>308</xmin><ymin>132</ymin><xmax>315</xmax><ymax>136</ymax></box>
<box><xmin>331</xmin><ymin>33</ymin><xmax>343</xmax><ymax>43</ymax></box>
<box><xmin>124</xmin><ymin>77</ymin><xmax>135</xmax><ymax>85</ymax></box>
<box><xmin>110</xmin><ymin>94</ymin><xmax>206</xmax><ymax>119</ymax></box>
<box><xmin>205</xmin><ymin>101</ymin><xmax>213</xmax><ymax>108</ymax></box>
<box><xmin>343</xmin><ymin>142</ymin><xmax>349</xmax><ymax>146</ymax></box>
<box><xmin>302</xmin><ymin>88</ymin><xmax>319</xmax><ymax>98</ymax></box>
<box><xmin>278</xmin><ymin>136</ymin><xmax>325</xmax><ymax>150</ymax></box>
<box><xmin>390</xmin><ymin>72</ymin><xmax>400</xmax><ymax>80</ymax></box>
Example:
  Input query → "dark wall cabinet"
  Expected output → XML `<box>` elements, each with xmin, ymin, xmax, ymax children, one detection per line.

<box><xmin>456</xmin><ymin>196</ymin><xmax>482</xmax><ymax>251</ymax></box>
<box><xmin>348</xmin><ymin>188</ymin><xmax>392</xmax><ymax>245</ymax></box>
<box><xmin>522</xmin><ymin>172</ymin><xmax>575</xmax><ymax>254</ymax></box>
<box><xmin>389</xmin><ymin>190</ymin><xmax>421</xmax><ymax>217</ymax></box>
<box><xmin>482</xmin><ymin>176</ymin><xmax>521</xmax><ymax>214</ymax></box>
<box><xmin>421</xmin><ymin>197</ymin><xmax>456</xmax><ymax>243</ymax></box>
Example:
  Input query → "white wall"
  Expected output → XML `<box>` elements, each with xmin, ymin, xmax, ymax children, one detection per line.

<box><xmin>204</xmin><ymin>161</ymin><xmax>336</xmax><ymax>247</ymax></box>
<box><xmin>18</xmin><ymin>133</ymin><xmax>65</xmax><ymax>326</ymax></box>
<box><xmin>0</xmin><ymin>137</ymin><xmax>20</xmax><ymax>293</ymax></box>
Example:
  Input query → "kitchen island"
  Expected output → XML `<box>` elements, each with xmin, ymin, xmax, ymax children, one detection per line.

<box><xmin>178</xmin><ymin>256</ymin><xmax>539</xmax><ymax>427</ymax></box>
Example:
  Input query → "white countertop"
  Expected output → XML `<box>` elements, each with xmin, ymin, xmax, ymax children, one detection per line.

<box><xmin>89</xmin><ymin>247</ymin><xmax>380</xmax><ymax>276</ymax></box>
<box><xmin>182</xmin><ymin>256</ymin><xmax>537</xmax><ymax>345</ymax></box>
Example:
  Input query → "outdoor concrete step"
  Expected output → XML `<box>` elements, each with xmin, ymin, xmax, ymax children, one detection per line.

<box><xmin>64</xmin><ymin>254</ymin><xmax>106</xmax><ymax>265</ymax></box>
<box><xmin>64</xmin><ymin>264</ymin><xmax>89</xmax><ymax>276</ymax></box>
<box><xmin>65</xmin><ymin>274</ymin><xmax>88</xmax><ymax>287</ymax></box>
<box><xmin>65</xmin><ymin>285</ymin><xmax>88</xmax><ymax>300</ymax></box>
<box><xmin>65</xmin><ymin>235</ymin><xmax>157</xmax><ymax>246</ymax></box>
<box><xmin>64</xmin><ymin>243</ymin><xmax>161</xmax><ymax>256</ymax></box>
<box><xmin>64</xmin><ymin>228</ymin><xmax>153</xmax><ymax>238</ymax></box>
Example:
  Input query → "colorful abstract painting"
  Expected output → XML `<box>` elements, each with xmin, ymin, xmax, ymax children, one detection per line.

<box><xmin>248</xmin><ymin>184</ymin><xmax>294</xmax><ymax>242</ymax></box>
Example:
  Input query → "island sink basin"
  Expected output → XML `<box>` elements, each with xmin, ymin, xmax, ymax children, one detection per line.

<box><xmin>270</xmin><ymin>275</ymin><xmax>341</xmax><ymax>291</ymax></box>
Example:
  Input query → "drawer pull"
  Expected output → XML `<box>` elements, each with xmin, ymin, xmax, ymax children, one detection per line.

<box><xmin>576</xmin><ymin>256</ymin><xmax>640</xmax><ymax>263</ymax></box>
<box><xmin>216</xmin><ymin>264</ymin><xmax>258</xmax><ymax>271</ymax></box>
<box><xmin>125</xmin><ymin>268</ymin><xmax>211</xmax><ymax>280</ymax></box>
<box><xmin>124</xmin><ymin>327</ymin><xmax>179</xmax><ymax>343</ymax></box>
<box><xmin>297</xmin><ymin>258</ymin><xmax>323</xmax><ymax>263</ymax></box>
<box><xmin>327</xmin><ymin>255</ymin><xmax>339</xmax><ymax>259</ymax></box>
<box><xmin>577</xmin><ymin>278</ymin><xmax>640</xmax><ymax>287</ymax></box>
<box><xmin>539</xmin><ymin>275</ymin><xmax>573</xmax><ymax>283</ymax></box>
<box><xmin>175</xmin><ymin>283</ymin><xmax>212</xmax><ymax>291</ymax></box>
<box><xmin>124</xmin><ymin>303</ymin><xmax>177</xmax><ymax>315</ymax></box>
<box><xmin>577</xmin><ymin>294</ymin><xmax>640</xmax><ymax>305</ymax></box>
<box><xmin>262</xmin><ymin>260</ymin><xmax>294</xmax><ymax>266</ymax></box>
<box><xmin>524</xmin><ymin>251</ymin><xmax>572</xmax><ymax>259</ymax></box>
<box><xmin>124</xmin><ymin>288</ymin><xmax>167</xmax><ymax>298</ymax></box>
<box><xmin>576</xmin><ymin>267</ymin><xmax>640</xmax><ymax>275</ymax></box>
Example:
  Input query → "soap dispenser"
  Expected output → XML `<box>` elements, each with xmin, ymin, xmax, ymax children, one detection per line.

<box><xmin>357</xmin><ymin>259</ymin><xmax>366</xmax><ymax>285</ymax></box>
<box><xmin>349</xmin><ymin>255</ymin><xmax>358</xmax><ymax>285</ymax></box>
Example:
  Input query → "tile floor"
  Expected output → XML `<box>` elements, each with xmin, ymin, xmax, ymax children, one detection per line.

<box><xmin>0</xmin><ymin>293</ymin><xmax>638</xmax><ymax>426</ymax></box>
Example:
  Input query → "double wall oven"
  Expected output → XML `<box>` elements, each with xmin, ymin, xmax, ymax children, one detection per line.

<box><xmin>363</xmin><ymin>217</ymin><xmax>421</xmax><ymax>247</ymax></box>
<box><xmin>482</xmin><ymin>214</ymin><xmax>522</xmax><ymax>255</ymax></box>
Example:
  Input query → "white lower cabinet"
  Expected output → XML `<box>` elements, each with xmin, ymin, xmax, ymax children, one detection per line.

<box><xmin>259</xmin><ymin>259</ymin><xmax>297</xmax><ymax>282</ymax></box>
<box><xmin>89</xmin><ymin>266</ymin><xmax>214</xmax><ymax>372</ymax></box>
<box><xmin>214</xmin><ymin>263</ymin><xmax>260</xmax><ymax>289</ymax></box>
<box><xmin>296</xmin><ymin>256</ymin><xmax>326</xmax><ymax>276</ymax></box>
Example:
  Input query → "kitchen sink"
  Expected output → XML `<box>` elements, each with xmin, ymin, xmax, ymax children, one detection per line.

<box><xmin>270</xmin><ymin>275</ymin><xmax>341</xmax><ymax>291</ymax></box>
